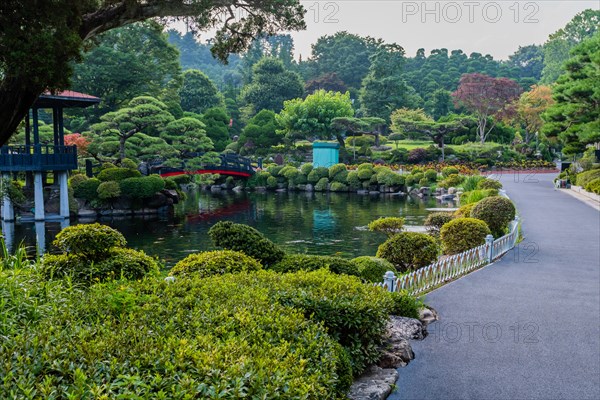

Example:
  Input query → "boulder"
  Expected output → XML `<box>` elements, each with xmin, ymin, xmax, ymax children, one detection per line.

<box><xmin>275</xmin><ymin>188</ymin><xmax>287</xmax><ymax>193</ymax></box>
<box><xmin>419</xmin><ymin>187</ymin><xmax>431</xmax><ymax>195</ymax></box>
<box><xmin>255</xmin><ymin>186</ymin><xmax>267</xmax><ymax>192</ymax></box>
<box><xmin>161</xmin><ymin>189</ymin><xmax>180</xmax><ymax>204</ymax></box>
<box><xmin>448</xmin><ymin>187</ymin><xmax>457</xmax><ymax>195</ymax></box>
<box><xmin>232</xmin><ymin>186</ymin><xmax>244</xmax><ymax>193</ymax></box>
<box><xmin>357</xmin><ymin>190</ymin><xmax>370</xmax><ymax>195</ymax></box>
<box><xmin>347</xmin><ymin>366</ymin><xmax>398</xmax><ymax>400</ymax></box>
<box><xmin>388</xmin><ymin>316</ymin><xmax>427</xmax><ymax>340</ymax></box>
<box><xmin>305</xmin><ymin>184</ymin><xmax>314</xmax><ymax>192</ymax></box>
<box><xmin>210</xmin><ymin>185</ymin><xmax>222</xmax><ymax>193</ymax></box>
<box><xmin>418</xmin><ymin>306</ymin><xmax>439</xmax><ymax>326</ymax></box>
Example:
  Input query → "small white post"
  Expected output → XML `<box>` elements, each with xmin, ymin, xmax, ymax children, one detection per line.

<box><xmin>59</xmin><ymin>172</ymin><xmax>69</xmax><ymax>218</ymax></box>
<box><xmin>34</xmin><ymin>172</ymin><xmax>45</xmax><ymax>221</ymax></box>
<box><xmin>485</xmin><ymin>234</ymin><xmax>494</xmax><ymax>262</ymax></box>
<box><xmin>384</xmin><ymin>270</ymin><xmax>397</xmax><ymax>292</ymax></box>
<box><xmin>1</xmin><ymin>174</ymin><xmax>15</xmax><ymax>222</ymax></box>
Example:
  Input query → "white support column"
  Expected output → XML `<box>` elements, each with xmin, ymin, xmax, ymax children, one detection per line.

<box><xmin>1</xmin><ymin>174</ymin><xmax>15</xmax><ymax>222</ymax></box>
<box><xmin>35</xmin><ymin>221</ymin><xmax>46</xmax><ymax>255</ymax></box>
<box><xmin>59</xmin><ymin>172</ymin><xmax>69</xmax><ymax>218</ymax></box>
<box><xmin>34</xmin><ymin>172</ymin><xmax>45</xmax><ymax>221</ymax></box>
<box><xmin>1</xmin><ymin>220</ymin><xmax>15</xmax><ymax>253</ymax></box>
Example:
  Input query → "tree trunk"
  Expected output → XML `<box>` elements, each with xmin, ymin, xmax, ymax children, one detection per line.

<box><xmin>119</xmin><ymin>136</ymin><xmax>127</xmax><ymax>161</ymax></box>
<box><xmin>0</xmin><ymin>80</ymin><xmax>41</xmax><ymax>146</ymax></box>
<box><xmin>335</xmin><ymin>134</ymin><xmax>346</xmax><ymax>149</ymax></box>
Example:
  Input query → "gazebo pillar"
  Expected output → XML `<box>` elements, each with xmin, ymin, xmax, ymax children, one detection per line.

<box><xmin>34</xmin><ymin>172</ymin><xmax>45</xmax><ymax>221</ymax></box>
<box><xmin>59</xmin><ymin>172</ymin><xmax>69</xmax><ymax>218</ymax></box>
<box><xmin>1</xmin><ymin>174</ymin><xmax>15</xmax><ymax>222</ymax></box>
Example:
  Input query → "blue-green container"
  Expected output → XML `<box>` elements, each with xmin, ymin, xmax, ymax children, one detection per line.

<box><xmin>312</xmin><ymin>142</ymin><xmax>339</xmax><ymax>168</ymax></box>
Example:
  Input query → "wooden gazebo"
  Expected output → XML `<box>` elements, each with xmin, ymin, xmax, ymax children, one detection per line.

<box><xmin>0</xmin><ymin>90</ymin><xmax>100</xmax><ymax>221</ymax></box>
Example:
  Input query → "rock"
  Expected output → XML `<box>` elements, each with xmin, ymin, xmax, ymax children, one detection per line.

<box><xmin>417</xmin><ymin>192</ymin><xmax>424</xmax><ymax>198</ymax></box>
<box><xmin>377</xmin><ymin>338</ymin><xmax>414</xmax><ymax>368</ymax></box>
<box><xmin>304</xmin><ymin>184</ymin><xmax>314</xmax><ymax>192</ymax></box>
<box><xmin>357</xmin><ymin>190</ymin><xmax>370</xmax><ymax>195</ymax></box>
<box><xmin>211</xmin><ymin>186</ymin><xmax>222</xmax><ymax>193</ymax></box>
<box><xmin>347</xmin><ymin>366</ymin><xmax>398</xmax><ymax>400</ymax></box>
<box><xmin>448</xmin><ymin>187</ymin><xmax>457</xmax><ymax>195</ymax></box>
<box><xmin>255</xmin><ymin>186</ymin><xmax>267</xmax><ymax>192</ymax></box>
<box><xmin>369</xmin><ymin>191</ymin><xmax>380</xmax><ymax>195</ymax></box>
<box><xmin>419</xmin><ymin>187</ymin><xmax>431</xmax><ymax>195</ymax></box>
<box><xmin>388</xmin><ymin>316</ymin><xmax>427</xmax><ymax>340</ymax></box>
<box><xmin>418</xmin><ymin>306</ymin><xmax>439</xmax><ymax>326</ymax></box>
<box><xmin>112</xmin><ymin>196</ymin><xmax>133</xmax><ymax>210</ymax></box>
<box><xmin>232</xmin><ymin>186</ymin><xmax>243</xmax><ymax>193</ymax></box>
<box><xmin>376</xmin><ymin>316</ymin><xmax>427</xmax><ymax>369</ymax></box>
<box><xmin>409</xmin><ymin>188</ymin><xmax>419</xmax><ymax>195</ymax></box>
<box><xmin>275</xmin><ymin>188</ymin><xmax>287</xmax><ymax>193</ymax></box>
<box><xmin>111</xmin><ymin>209</ymin><xmax>132</xmax><ymax>216</ymax></box>
<box><xmin>78</xmin><ymin>209</ymin><xmax>97</xmax><ymax>218</ymax></box>
<box><xmin>161</xmin><ymin>189</ymin><xmax>180</xmax><ymax>204</ymax></box>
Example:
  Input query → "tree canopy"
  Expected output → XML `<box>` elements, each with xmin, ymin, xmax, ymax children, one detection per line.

<box><xmin>180</xmin><ymin>70</ymin><xmax>224</xmax><ymax>114</ymax></box>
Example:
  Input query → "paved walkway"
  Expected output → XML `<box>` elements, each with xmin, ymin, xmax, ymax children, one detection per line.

<box><xmin>391</xmin><ymin>172</ymin><xmax>600</xmax><ymax>400</ymax></box>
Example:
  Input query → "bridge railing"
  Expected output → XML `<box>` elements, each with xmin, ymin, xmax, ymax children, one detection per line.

<box><xmin>146</xmin><ymin>153</ymin><xmax>255</xmax><ymax>176</ymax></box>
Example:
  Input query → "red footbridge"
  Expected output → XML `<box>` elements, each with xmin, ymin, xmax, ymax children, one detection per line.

<box><xmin>148</xmin><ymin>154</ymin><xmax>255</xmax><ymax>178</ymax></box>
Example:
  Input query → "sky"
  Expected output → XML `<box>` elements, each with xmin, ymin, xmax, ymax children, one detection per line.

<box><xmin>174</xmin><ymin>0</ymin><xmax>598</xmax><ymax>60</ymax></box>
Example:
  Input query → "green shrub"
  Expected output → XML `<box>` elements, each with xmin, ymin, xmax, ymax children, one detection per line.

<box><xmin>459</xmin><ymin>189</ymin><xmax>498</xmax><ymax>205</ymax></box>
<box><xmin>454</xmin><ymin>202</ymin><xmax>477</xmax><ymax>218</ymax></box>
<box><xmin>438</xmin><ymin>173</ymin><xmax>464</xmax><ymax>189</ymax></box>
<box><xmin>357</xmin><ymin>164</ymin><xmax>374</xmax><ymax>180</ymax></box>
<box><xmin>315</xmin><ymin>177</ymin><xmax>329</xmax><ymax>191</ymax></box>
<box><xmin>170</xmin><ymin>174</ymin><xmax>192</xmax><ymax>185</ymax></box>
<box><xmin>97</xmin><ymin>181</ymin><xmax>121</xmax><ymax>200</ymax></box>
<box><xmin>440</xmin><ymin>217</ymin><xmax>491</xmax><ymax>254</ymax></box>
<box><xmin>376</xmin><ymin>232</ymin><xmax>439</xmax><ymax>272</ymax></box>
<box><xmin>575</xmin><ymin>169</ymin><xmax>600</xmax><ymax>187</ymax></box>
<box><xmin>352</xmin><ymin>256</ymin><xmax>396</xmax><ymax>283</ymax></box>
<box><xmin>346</xmin><ymin>171</ymin><xmax>361</xmax><ymax>189</ymax></box>
<box><xmin>163</xmin><ymin>178</ymin><xmax>178</xmax><ymax>190</ymax></box>
<box><xmin>120</xmin><ymin>158</ymin><xmax>138</xmax><ymax>170</ymax></box>
<box><xmin>73</xmin><ymin>178</ymin><xmax>101</xmax><ymax>201</ymax></box>
<box><xmin>442</xmin><ymin>166</ymin><xmax>459</xmax><ymax>177</ymax></box>
<box><xmin>119</xmin><ymin>175</ymin><xmax>165</xmax><ymax>198</ymax></box>
<box><xmin>266</xmin><ymin>175</ymin><xmax>278</xmax><ymax>189</ymax></box>
<box><xmin>41</xmin><ymin>247</ymin><xmax>158</xmax><ymax>283</ymax></box>
<box><xmin>477</xmin><ymin>178</ymin><xmax>503</xmax><ymax>190</ymax></box>
<box><xmin>307</xmin><ymin>166</ymin><xmax>329</xmax><ymax>183</ymax></box>
<box><xmin>208</xmin><ymin>221</ymin><xmax>285</xmax><ymax>267</ymax></box>
<box><xmin>53</xmin><ymin>223</ymin><xmax>127</xmax><ymax>259</ymax></box>
<box><xmin>170</xmin><ymin>250</ymin><xmax>262</xmax><ymax>278</ymax></box>
<box><xmin>585</xmin><ymin>177</ymin><xmax>600</xmax><ymax>194</ymax></box>
<box><xmin>424</xmin><ymin>212</ymin><xmax>454</xmax><ymax>236</ymax></box>
<box><xmin>0</xmin><ymin>269</ymin><xmax>350</xmax><ymax>398</ymax></box>
<box><xmin>470</xmin><ymin>196</ymin><xmax>516</xmax><ymax>237</ymax></box>
<box><xmin>411</xmin><ymin>167</ymin><xmax>423</xmax><ymax>174</ymax></box>
<box><xmin>424</xmin><ymin>169</ymin><xmax>438</xmax><ymax>182</ymax></box>
<box><xmin>97</xmin><ymin>167</ymin><xmax>141</xmax><ymax>182</ymax></box>
<box><xmin>68</xmin><ymin>174</ymin><xmax>88</xmax><ymax>190</ymax></box>
<box><xmin>266</xmin><ymin>165</ymin><xmax>283</xmax><ymax>177</ymax></box>
<box><xmin>300</xmin><ymin>162</ymin><xmax>313</xmax><ymax>175</ymax></box>
<box><xmin>329</xmin><ymin>163</ymin><xmax>347</xmax><ymax>179</ymax></box>
<box><xmin>461</xmin><ymin>175</ymin><xmax>485</xmax><ymax>191</ymax></box>
<box><xmin>412</xmin><ymin>172</ymin><xmax>424</xmax><ymax>183</ymax></box>
<box><xmin>388</xmin><ymin>290</ymin><xmax>422</xmax><ymax>319</ymax></box>
<box><xmin>368</xmin><ymin>217</ymin><xmax>405</xmax><ymax>237</ymax></box>
<box><xmin>330</xmin><ymin>182</ymin><xmax>348</xmax><ymax>192</ymax></box>
<box><xmin>271</xmin><ymin>254</ymin><xmax>359</xmax><ymax>276</ymax></box>
<box><xmin>376</xmin><ymin>168</ymin><xmax>404</xmax><ymax>186</ymax></box>
<box><xmin>419</xmin><ymin>177</ymin><xmax>429</xmax><ymax>186</ymax></box>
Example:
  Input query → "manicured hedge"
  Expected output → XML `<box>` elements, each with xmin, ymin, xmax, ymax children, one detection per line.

<box><xmin>424</xmin><ymin>212</ymin><xmax>454</xmax><ymax>236</ymax></box>
<box><xmin>271</xmin><ymin>254</ymin><xmax>359</xmax><ymax>276</ymax></box>
<box><xmin>119</xmin><ymin>175</ymin><xmax>165</xmax><ymax>199</ymax></box>
<box><xmin>376</xmin><ymin>232</ymin><xmax>439</xmax><ymax>272</ymax></box>
<box><xmin>585</xmin><ymin>177</ymin><xmax>600</xmax><ymax>194</ymax></box>
<box><xmin>352</xmin><ymin>256</ymin><xmax>396</xmax><ymax>283</ymax></box>
<box><xmin>97</xmin><ymin>167</ymin><xmax>141</xmax><ymax>182</ymax></box>
<box><xmin>470</xmin><ymin>196</ymin><xmax>516</xmax><ymax>237</ymax></box>
<box><xmin>440</xmin><ymin>217</ymin><xmax>491</xmax><ymax>254</ymax></box>
<box><xmin>575</xmin><ymin>169</ymin><xmax>600</xmax><ymax>187</ymax></box>
<box><xmin>73</xmin><ymin>178</ymin><xmax>101</xmax><ymax>201</ymax></box>
<box><xmin>170</xmin><ymin>250</ymin><xmax>262</xmax><ymax>278</ymax></box>
<box><xmin>53</xmin><ymin>223</ymin><xmax>127</xmax><ymax>259</ymax></box>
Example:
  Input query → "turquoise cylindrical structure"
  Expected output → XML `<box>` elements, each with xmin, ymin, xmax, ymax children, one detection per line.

<box><xmin>312</xmin><ymin>142</ymin><xmax>340</xmax><ymax>168</ymax></box>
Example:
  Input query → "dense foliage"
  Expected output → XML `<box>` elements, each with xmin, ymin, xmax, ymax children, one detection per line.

<box><xmin>440</xmin><ymin>217</ymin><xmax>491</xmax><ymax>254</ymax></box>
<box><xmin>376</xmin><ymin>232</ymin><xmax>439</xmax><ymax>272</ymax></box>
<box><xmin>352</xmin><ymin>256</ymin><xmax>397</xmax><ymax>283</ymax></box>
<box><xmin>470</xmin><ymin>196</ymin><xmax>517</xmax><ymax>237</ymax></box>
<box><xmin>272</xmin><ymin>254</ymin><xmax>359</xmax><ymax>276</ymax></box>
<box><xmin>170</xmin><ymin>250</ymin><xmax>262</xmax><ymax>278</ymax></box>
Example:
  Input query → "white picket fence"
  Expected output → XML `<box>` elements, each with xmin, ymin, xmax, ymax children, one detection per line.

<box><xmin>376</xmin><ymin>216</ymin><xmax>520</xmax><ymax>296</ymax></box>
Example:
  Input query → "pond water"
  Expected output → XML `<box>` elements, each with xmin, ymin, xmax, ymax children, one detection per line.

<box><xmin>2</xmin><ymin>191</ymin><xmax>453</xmax><ymax>266</ymax></box>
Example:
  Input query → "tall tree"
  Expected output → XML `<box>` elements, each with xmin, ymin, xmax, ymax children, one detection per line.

<box><xmin>90</xmin><ymin>96</ymin><xmax>174</xmax><ymax>160</ymax></box>
<box><xmin>0</xmin><ymin>0</ymin><xmax>306</xmax><ymax>146</ymax></box>
<box><xmin>238</xmin><ymin>109</ymin><xmax>282</xmax><ymax>154</ymax></box>
<box><xmin>201</xmin><ymin>107</ymin><xmax>231</xmax><ymax>151</ymax></box>
<box><xmin>277</xmin><ymin>90</ymin><xmax>354</xmax><ymax>147</ymax></box>
<box><xmin>179</xmin><ymin>70</ymin><xmax>224</xmax><ymax>114</ymax></box>
<box><xmin>505</xmin><ymin>85</ymin><xmax>554</xmax><ymax>144</ymax></box>
<box><xmin>240</xmin><ymin>57</ymin><xmax>304</xmax><ymax>114</ymax></box>
<box><xmin>507</xmin><ymin>45</ymin><xmax>545</xmax><ymax>81</ymax></box>
<box><xmin>542</xmin><ymin>33</ymin><xmax>600</xmax><ymax>155</ymax></box>
<box><xmin>541</xmin><ymin>9</ymin><xmax>600</xmax><ymax>83</ymax></box>
<box><xmin>452</xmin><ymin>73</ymin><xmax>522</xmax><ymax>144</ymax></box>
<box><xmin>72</xmin><ymin>22</ymin><xmax>180</xmax><ymax>113</ymax></box>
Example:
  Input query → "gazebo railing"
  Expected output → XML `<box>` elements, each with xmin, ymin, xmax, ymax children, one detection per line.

<box><xmin>0</xmin><ymin>145</ymin><xmax>77</xmax><ymax>172</ymax></box>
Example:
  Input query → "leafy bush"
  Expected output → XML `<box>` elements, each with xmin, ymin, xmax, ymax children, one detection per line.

<box><xmin>300</xmin><ymin>163</ymin><xmax>313</xmax><ymax>175</ymax></box>
<box><xmin>408</xmin><ymin>148</ymin><xmax>427</xmax><ymax>163</ymax></box>
<box><xmin>376</xmin><ymin>168</ymin><xmax>404</xmax><ymax>186</ymax></box>
<box><xmin>575</xmin><ymin>169</ymin><xmax>600</xmax><ymax>187</ymax></box>
<box><xmin>73</xmin><ymin>178</ymin><xmax>101</xmax><ymax>201</ymax></box>
<box><xmin>389</xmin><ymin>290</ymin><xmax>422</xmax><ymax>319</ymax></box>
<box><xmin>454</xmin><ymin>202</ymin><xmax>476</xmax><ymax>218</ymax></box>
<box><xmin>461</xmin><ymin>175</ymin><xmax>485</xmax><ymax>191</ymax></box>
<box><xmin>346</xmin><ymin>171</ymin><xmax>361</xmax><ymax>189</ymax></box>
<box><xmin>170</xmin><ymin>250</ymin><xmax>262</xmax><ymax>278</ymax></box>
<box><xmin>368</xmin><ymin>217</ymin><xmax>405</xmax><ymax>237</ymax></box>
<box><xmin>352</xmin><ymin>256</ymin><xmax>396</xmax><ymax>283</ymax></box>
<box><xmin>271</xmin><ymin>254</ymin><xmax>359</xmax><ymax>276</ymax></box>
<box><xmin>438</xmin><ymin>173</ymin><xmax>464</xmax><ymax>189</ymax></box>
<box><xmin>585</xmin><ymin>177</ymin><xmax>600</xmax><ymax>194</ymax></box>
<box><xmin>208</xmin><ymin>221</ymin><xmax>285</xmax><ymax>267</ymax></box>
<box><xmin>97</xmin><ymin>167</ymin><xmax>141</xmax><ymax>182</ymax></box>
<box><xmin>419</xmin><ymin>177</ymin><xmax>428</xmax><ymax>186</ymax></box>
<box><xmin>315</xmin><ymin>177</ymin><xmax>329</xmax><ymax>191</ymax></box>
<box><xmin>266</xmin><ymin>165</ymin><xmax>283</xmax><ymax>177</ymax></box>
<box><xmin>68</xmin><ymin>174</ymin><xmax>88</xmax><ymax>190</ymax></box>
<box><xmin>329</xmin><ymin>163</ymin><xmax>347</xmax><ymax>179</ymax></box>
<box><xmin>330</xmin><ymin>182</ymin><xmax>348</xmax><ymax>192</ymax></box>
<box><xmin>163</xmin><ymin>178</ymin><xmax>178</xmax><ymax>190</ymax></box>
<box><xmin>119</xmin><ymin>158</ymin><xmax>138</xmax><ymax>170</ymax></box>
<box><xmin>477</xmin><ymin>178</ymin><xmax>503</xmax><ymax>190</ymax></box>
<box><xmin>170</xmin><ymin>174</ymin><xmax>192</xmax><ymax>185</ymax></box>
<box><xmin>119</xmin><ymin>175</ymin><xmax>165</xmax><ymax>198</ymax></box>
<box><xmin>357</xmin><ymin>163</ymin><xmax>374</xmax><ymax>180</ymax></box>
<box><xmin>97</xmin><ymin>181</ymin><xmax>121</xmax><ymax>200</ymax></box>
<box><xmin>376</xmin><ymin>232</ymin><xmax>439</xmax><ymax>272</ymax></box>
<box><xmin>470</xmin><ymin>196</ymin><xmax>516</xmax><ymax>237</ymax></box>
<box><xmin>266</xmin><ymin>175</ymin><xmax>278</xmax><ymax>189</ymax></box>
<box><xmin>459</xmin><ymin>189</ymin><xmax>498</xmax><ymax>205</ymax></box>
<box><xmin>53</xmin><ymin>223</ymin><xmax>127</xmax><ymax>259</ymax></box>
<box><xmin>442</xmin><ymin>166</ymin><xmax>459</xmax><ymax>177</ymax></box>
<box><xmin>424</xmin><ymin>169</ymin><xmax>438</xmax><ymax>182</ymax></box>
<box><xmin>424</xmin><ymin>212</ymin><xmax>454</xmax><ymax>236</ymax></box>
<box><xmin>0</xmin><ymin>269</ymin><xmax>351</xmax><ymax>398</ymax></box>
<box><xmin>307</xmin><ymin>166</ymin><xmax>329</xmax><ymax>183</ymax></box>
<box><xmin>440</xmin><ymin>217</ymin><xmax>491</xmax><ymax>254</ymax></box>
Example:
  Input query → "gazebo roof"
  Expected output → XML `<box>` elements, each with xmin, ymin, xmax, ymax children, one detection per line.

<box><xmin>34</xmin><ymin>90</ymin><xmax>101</xmax><ymax>108</ymax></box>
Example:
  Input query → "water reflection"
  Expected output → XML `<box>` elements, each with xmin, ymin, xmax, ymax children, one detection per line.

<box><xmin>3</xmin><ymin>190</ymin><xmax>450</xmax><ymax>265</ymax></box>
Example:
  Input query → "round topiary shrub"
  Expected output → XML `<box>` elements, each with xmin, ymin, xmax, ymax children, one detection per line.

<box><xmin>352</xmin><ymin>256</ymin><xmax>396</xmax><ymax>283</ymax></box>
<box><xmin>97</xmin><ymin>167</ymin><xmax>141</xmax><ymax>182</ymax></box>
<box><xmin>170</xmin><ymin>250</ymin><xmax>262</xmax><ymax>278</ymax></box>
<box><xmin>440</xmin><ymin>217</ymin><xmax>491</xmax><ymax>254</ymax></box>
<box><xmin>119</xmin><ymin>175</ymin><xmax>165</xmax><ymax>198</ymax></box>
<box><xmin>266</xmin><ymin>175</ymin><xmax>278</xmax><ymax>189</ymax></box>
<box><xmin>300</xmin><ymin>163</ymin><xmax>313</xmax><ymax>175</ymax></box>
<box><xmin>438</xmin><ymin>174</ymin><xmax>464</xmax><ymax>189</ymax></box>
<box><xmin>307</xmin><ymin>167</ymin><xmax>329</xmax><ymax>183</ymax></box>
<box><xmin>73</xmin><ymin>178</ymin><xmax>101</xmax><ymax>201</ymax></box>
<box><xmin>368</xmin><ymin>217</ymin><xmax>405</xmax><ymax>237</ymax></box>
<box><xmin>53</xmin><ymin>223</ymin><xmax>127</xmax><ymax>259</ymax></box>
<box><xmin>424</xmin><ymin>169</ymin><xmax>438</xmax><ymax>182</ymax></box>
<box><xmin>442</xmin><ymin>166</ymin><xmax>459</xmax><ymax>177</ymax></box>
<box><xmin>424</xmin><ymin>212</ymin><xmax>454</xmax><ymax>236</ymax></box>
<box><xmin>97</xmin><ymin>181</ymin><xmax>121</xmax><ymax>200</ymax></box>
<box><xmin>330</xmin><ymin>182</ymin><xmax>348</xmax><ymax>192</ymax></box>
<box><xmin>470</xmin><ymin>196</ymin><xmax>516</xmax><ymax>237</ymax></box>
<box><xmin>376</xmin><ymin>232</ymin><xmax>439</xmax><ymax>272</ymax></box>
<box><xmin>315</xmin><ymin>177</ymin><xmax>329</xmax><ymax>191</ymax></box>
<box><xmin>68</xmin><ymin>174</ymin><xmax>88</xmax><ymax>190</ymax></box>
<box><xmin>346</xmin><ymin>171</ymin><xmax>361</xmax><ymax>189</ymax></box>
<box><xmin>208</xmin><ymin>221</ymin><xmax>285</xmax><ymax>267</ymax></box>
<box><xmin>453</xmin><ymin>202</ymin><xmax>476</xmax><ymax>218</ymax></box>
<box><xmin>477</xmin><ymin>178</ymin><xmax>503</xmax><ymax>190</ymax></box>
<box><xmin>270</xmin><ymin>254</ymin><xmax>360</xmax><ymax>276</ymax></box>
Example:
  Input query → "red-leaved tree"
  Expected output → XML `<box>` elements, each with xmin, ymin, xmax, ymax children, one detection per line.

<box><xmin>64</xmin><ymin>133</ymin><xmax>90</xmax><ymax>156</ymax></box>
<box><xmin>452</xmin><ymin>73</ymin><xmax>522</xmax><ymax>144</ymax></box>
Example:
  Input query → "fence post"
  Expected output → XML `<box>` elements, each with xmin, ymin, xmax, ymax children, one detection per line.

<box><xmin>485</xmin><ymin>234</ymin><xmax>494</xmax><ymax>262</ymax></box>
<box><xmin>383</xmin><ymin>270</ymin><xmax>397</xmax><ymax>292</ymax></box>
